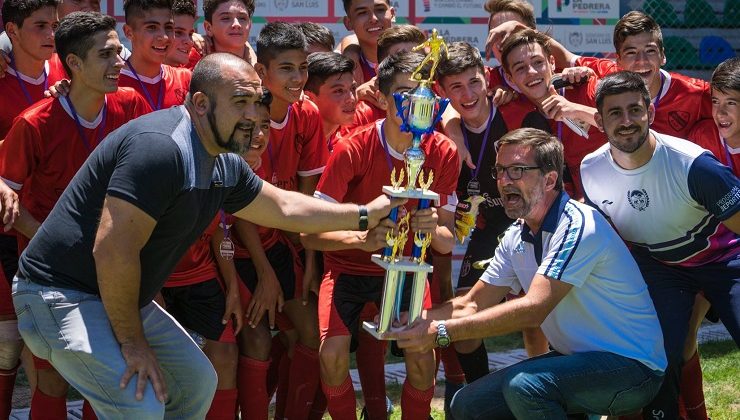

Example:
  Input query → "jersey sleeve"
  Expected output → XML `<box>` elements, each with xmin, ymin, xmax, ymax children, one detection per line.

<box><xmin>0</xmin><ymin>117</ymin><xmax>42</xmax><ymax>190</ymax></box>
<box><xmin>106</xmin><ymin>132</ymin><xmax>184</xmax><ymax>220</ymax></box>
<box><xmin>314</xmin><ymin>139</ymin><xmax>360</xmax><ymax>203</ymax></box>
<box><xmin>537</xmin><ymin>205</ymin><xmax>603</xmax><ymax>287</ymax></box>
<box><xmin>479</xmin><ymin>225</ymin><xmax>521</xmax><ymax>293</ymax></box>
<box><xmin>687</xmin><ymin>152</ymin><xmax>740</xmax><ymax>221</ymax></box>
<box><xmin>574</xmin><ymin>56</ymin><xmax>618</xmax><ymax>79</ymax></box>
<box><xmin>296</xmin><ymin>100</ymin><xmax>329</xmax><ymax>177</ymax></box>
<box><xmin>221</xmin><ymin>155</ymin><xmax>264</xmax><ymax>214</ymax></box>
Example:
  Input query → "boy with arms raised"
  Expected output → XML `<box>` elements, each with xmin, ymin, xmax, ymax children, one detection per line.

<box><xmin>119</xmin><ymin>0</ymin><xmax>191</xmax><ymax>110</ymax></box>
<box><xmin>0</xmin><ymin>12</ymin><xmax>150</xmax><ymax>418</ymax></box>
<box><xmin>302</xmin><ymin>51</ymin><xmax>459</xmax><ymax>419</ymax></box>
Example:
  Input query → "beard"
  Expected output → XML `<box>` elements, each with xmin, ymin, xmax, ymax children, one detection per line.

<box><xmin>501</xmin><ymin>184</ymin><xmax>543</xmax><ymax>220</ymax></box>
<box><xmin>610</xmin><ymin>124</ymin><xmax>649</xmax><ymax>154</ymax></box>
<box><xmin>207</xmin><ymin>107</ymin><xmax>253</xmax><ymax>154</ymax></box>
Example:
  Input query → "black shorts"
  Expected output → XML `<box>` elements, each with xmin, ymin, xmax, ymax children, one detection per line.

<box><xmin>0</xmin><ymin>234</ymin><xmax>18</xmax><ymax>285</ymax></box>
<box><xmin>234</xmin><ymin>240</ymin><xmax>302</xmax><ymax>300</ymax></box>
<box><xmin>458</xmin><ymin>225</ymin><xmax>502</xmax><ymax>289</ymax></box>
<box><xmin>318</xmin><ymin>271</ymin><xmax>431</xmax><ymax>343</ymax></box>
<box><xmin>160</xmin><ymin>278</ymin><xmax>235</xmax><ymax>343</ymax></box>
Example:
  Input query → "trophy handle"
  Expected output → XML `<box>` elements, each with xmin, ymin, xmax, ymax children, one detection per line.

<box><xmin>431</xmin><ymin>98</ymin><xmax>450</xmax><ymax>130</ymax></box>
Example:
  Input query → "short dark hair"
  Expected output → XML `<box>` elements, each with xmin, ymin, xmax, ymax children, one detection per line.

<box><xmin>55</xmin><ymin>11</ymin><xmax>116</xmax><ymax>76</ymax></box>
<box><xmin>172</xmin><ymin>0</ymin><xmax>196</xmax><ymax>17</ymax></box>
<box><xmin>123</xmin><ymin>0</ymin><xmax>172</xmax><ymax>24</ymax></box>
<box><xmin>497</xmin><ymin>127</ymin><xmax>564</xmax><ymax>191</ymax></box>
<box><xmin>296</xmin><ymin>22</ymin><xmax>335</xmax><ymax>53</ymax></box>
<box><xmin>377</xmin><ymin>25</ymin><xmax>426</xmax><ymax>63</ymax></box>
<box><xmin>377</xmin><ymin>50</ymin><xmax>426</xmax><ymax>96</ymax></box>
<box><xmin>1</xmin><ymin>0</ymin><xmax>58</xmax><ymax>28</ymax></box>
<box><xmin>203</xmin><ymin>0</ymin><xmax>254</xmax><ymax>22</ymax></box>
<box><xmin>189</xmin><ymin>52</ymin><xmax>253</xmax><ymax>101</ymax></box>
<box><xmin>613</xmin><ymin>11</ymin><xmax>663</xmax><ymax>54</ymax></box>
<box><xmin>500</xmin><ymin>28</ymin><xmax>551</xmax><ymax>72</ymax></box>
<box><xmin>484</xmin><ymin>0</ymin><xmax>536</xmax><ymax>29</ymax></box>
<box><xmin>305</xmin><ymin>52</ymin><xmax>355</xmax><ymax>94</ymax></box>
<box><xmin>594</xmin><ymin>71</ymin><xmax>651</xmax><ymax>113</ymax></box>
<box><xmin>711</xmin><ymin>57</ymin><xmax>740</xmax><ymax>94</ymax></box>
<box><xmin>342</xmin><ymin>0</ymin><xmax>390</xmax><ymax>14</ymax></box>
<box><xmin>256</xmin><ymin>22</ymin><xmax>307</xmax><ymax>66</ymax></box>
<box><xmin>437</xmin><ymin>41</ymin><xmax>484</xmax><ymax>82</ymax></box>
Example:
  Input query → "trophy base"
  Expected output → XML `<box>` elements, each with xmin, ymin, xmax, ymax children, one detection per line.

<box><xmin>371</xmin><ymin>255</ymin><xmax>434</xmax><ymax>272</ymax></box>
<box><xmin>382</xmin><ymin>186</ymin><xmax>440</xmax><ymax>206</ymax></box>
<box><xmin>362</xmin><ymin>321</ymin><xmax>405</xmax><ymax>340</ymax></box>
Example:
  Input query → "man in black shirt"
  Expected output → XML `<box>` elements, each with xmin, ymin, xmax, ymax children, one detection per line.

<box><xmin>12</xmin><ymin>52</ymin><xmax>398</xmax><ymax>418</ymax></box>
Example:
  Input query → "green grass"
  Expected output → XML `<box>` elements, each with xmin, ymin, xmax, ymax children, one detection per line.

<box><xmin>699</xmin><ymin>340</ymin><xmax>739</xmax><ymax>420</ymax></box>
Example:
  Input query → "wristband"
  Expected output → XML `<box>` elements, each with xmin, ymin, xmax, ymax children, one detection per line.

<box><xmin>358</xmin><ymin>205</ymin><xmax>369</xmax><ymax>231</ymax></box>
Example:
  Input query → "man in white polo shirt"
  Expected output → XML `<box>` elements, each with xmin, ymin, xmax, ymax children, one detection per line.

<box><xmin>581</xmin><ymin>70</ymin><xmax>740</xmax><ymax>419</ymax></box>
<box><xmin>390</xmin><ymin>127</ymin><xmax>666</xmax><ymax>419</ymax></box>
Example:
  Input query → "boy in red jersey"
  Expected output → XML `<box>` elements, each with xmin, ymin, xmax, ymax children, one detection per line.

<box><xmin>202</xmin><ymin>0</ymin><xmax>256</xmax><ymax>64</ymax></box>
<box><xmin>685</xmin><ymin>57</ymin><xmax>740</xmax><ymax>420</ymax></box>
<box><xmin>504</xmin><ymin>11</ymin><xmax>712</xmax><ymax>139</ymax></box>
<box><xmin>0</xmin><ymin>12</ymin><xmax>150</xmax><ymax>418</ymax></box>
<box><xmin>119</xmin><ymin>0</ymin><xmax>191</xmax><ymax>110</ymax></box>
<box><xmin>499</xmin><ymin>29</ymin><xmax>607</xmax><ymax>200</ymax></box>
<box><xmin>304</xmin><ymin>52</ymin><xmax>357</xmax><ymax>152</ymax></box>
<box><xmin>164</xmin><ymin>0</ymin><xmax>197</xmax><ymax>69</ymax></box>
<box><xmin>302</xmin><ymin>51</ymin><xmax>459</xmax><ymax>419</ymax></box>
<box><xmin>246</xmin><ymin>21</ymin><xmax>328</xmax><ymax>419</ymax></box>
<box><xmin>341</xmin><ymin>0</ymin><xmax>394</xmax><ymax>85</ymax></box>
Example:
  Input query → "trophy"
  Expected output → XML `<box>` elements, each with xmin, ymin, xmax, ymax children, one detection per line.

<box><xmin>362</xmin><ymin>30</ymin><xmax>450</xmax><ymax>339</ymax></box>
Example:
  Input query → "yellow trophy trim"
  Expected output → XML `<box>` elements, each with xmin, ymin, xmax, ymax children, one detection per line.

<box><xmin>390</xmin><ymin>213</ymin><xmax>411</xmax><ymax>262</ymax></box>
<box><xmin>390</xmin><ymin>167</ymin><xmax>405</xmax><ymax>190</ymax></box>
<box><xmin>410</xmin><ymin>28</ymin><xmax>449</xmax><ymax>84</ymax></box>
<box><xmin>418</xmin><ymin>169</ymin><xmax>434</xmax><ymax>192</ymax></box>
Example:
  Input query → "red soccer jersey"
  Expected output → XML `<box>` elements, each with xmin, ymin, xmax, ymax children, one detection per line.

<box><xmin>0</xmin><ymin>55</ymin><xmax>67</xmax><ymax>138</ymax></box>
<box><xmin>576</xmin><ymin>57</ymin><xmax>711</xmax><ymax>138</ymax></box>
<box><xmin>315</xmin><ymin>119</ymin><xmax>460</xmax><ymax>276</ymax></box>
<box><xmin>0</xmin><ymin>88</ymin><xmax>150</xmax><ymax>248</ymax></box>
<box><xmin>166</xmin><ymin>215</ymin><xmax>220</xmax><ymax>287</ymax></box>
<box><xmin>119</xmin><ymin>63</ymin><xmax>191</xmax><ymax>111</ymax></box>
<box><xmin>262</xmin><ymin>97</ymin><xmax>328</xmax><ymax>192</ymax></box>
<box><xmin>689</xmin><ymin>119</ymin><xmax>740</xmax><ymax>176</ymax></box>
<box><xmin>485</xmin><ymin>64</ymin><xmax>510</xmax><ymax>90</ymax></box>
<box><xmin>186</xmin><ymin>47</ymin><xmax>202</xmax><ymax>71</ymax></box>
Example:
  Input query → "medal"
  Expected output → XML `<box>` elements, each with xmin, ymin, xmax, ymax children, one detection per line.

<box><xmin>218</xmin><ymin>210</ymin><xmax>234</xmax><ymax>260</ymax></box>
<box><xmin>467</xmin><ymin>179</ymin><xmax>481</xmax><ymax>196</ymax></box>
<box><xmin>219</xmin><ymin>237</ymin><xmax>235</xmax><ymax>260</ymax></box>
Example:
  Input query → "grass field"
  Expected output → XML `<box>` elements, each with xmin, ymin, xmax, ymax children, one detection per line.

<box><xmin>12</xmin><ymin>338</ymin><xmax>737</xmax><ymax>419</ymax></box>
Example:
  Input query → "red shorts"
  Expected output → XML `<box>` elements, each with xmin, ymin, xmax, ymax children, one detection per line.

<box><xmin>318</xmin><ymin>269</ymin><xmax>431</xmax><ymax>343</ymax></box>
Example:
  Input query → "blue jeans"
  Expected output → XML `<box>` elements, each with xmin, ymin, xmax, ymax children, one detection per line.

<box><xmin>12</xmin><ymin>275</ymin><xmax>218</xmax><ymax>419</ymax></box>
<box><xmin>633</xmin><ymin>252</ymin><xmax>740</xmax><ymax>419</ymax></box>
<box><xmin>449</xmin><ymin>350</ymin><xmax>664</xmax><ymax>420</ymax></box>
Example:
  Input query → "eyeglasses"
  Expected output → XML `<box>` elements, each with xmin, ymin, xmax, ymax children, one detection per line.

<box><xmin>492</xmin><ymin>165</ymin><xmax>541</xmax><ymax>180</ymax></box>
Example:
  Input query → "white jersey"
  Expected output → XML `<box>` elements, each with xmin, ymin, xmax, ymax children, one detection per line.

<box><xmin>481</xmin><ymin>193</ymin><xmax>667</xmax><ymax>371</ymax></box>
<box><xmin>581</xmin><ymin>131</ymin><xmax>740</xmax><ymax>266</ymax></box>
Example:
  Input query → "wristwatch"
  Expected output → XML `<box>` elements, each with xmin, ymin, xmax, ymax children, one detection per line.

<box><xmin>358</xmin><ymin>205</ymin><xmax>368</xmax><ymax>231</ymax></box>
<box><xmin>434</xmin><ymin>321</ymin><xmax>451</xmax><ymax>348</ymax></box>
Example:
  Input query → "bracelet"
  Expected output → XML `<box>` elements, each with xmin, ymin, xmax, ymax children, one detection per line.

<box><xmin>358</xmin><ymin>205</ymin><xmax>368</xmax><ymax>231</ymax></box>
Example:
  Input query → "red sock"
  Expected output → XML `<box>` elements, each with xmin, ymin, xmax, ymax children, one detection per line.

<box><xmin>679</xmin><ymin>351</ymin><xmax>708</xmax><ymax>420</ymax></box>
<box><xmin>266</xmin><ymin>334</ymin><xmax>287</xmax><ymax>396</ymax></box>
<box><xmin>206</xmin><ymin>388</ymin><xmax>238</xmax><ymax>420</ymax></box>
<box><xmin>323</xmin><ymin>375</ymin><xmax>357</xmax><ymax>419</ymax></box>
<box><xmin>30</xmin><ymin>388</ymin><xmax>67</xmax><ymax>420</ymax></box>
<box><xmin>356</xmin><ymin>331</ymin><xmax>387</xmax><ymax>419</ymax></box>
<box><xmin>274</xmin><ymin>350</ymin><xmax>291</xmax><ymax>420</ymax></box>
<box><xmin>440</xmin><ymin>346</ymin><xmax>466</xmax><ymax>385</ymax></box>
<box><xmin>400</xmin><ymin>380</ymin><xmax>434</xmax><ymax>420</ymax></box>
<box><xmin>237</xmin><ymin>356</ymin><xmax>269</xmax><ymax>420</ymax></box>
<box><xmin>0</xmin><ymin>365</ymin><xmax>18</xmax><ymax>419</ymax></box>
<box><xmin>308</xmin><ymin>387</ymin><xmax>327</xmax><ymax>420</ymax></box>
<box><xmin>285</xmin><ymin>343</ymin><xmax>320</xmax><ymax>419</ymax></box>
<box><xmin>82</xmin><ymin>399</ymin><xmax>98</xmax><ymax>419</ymax></box>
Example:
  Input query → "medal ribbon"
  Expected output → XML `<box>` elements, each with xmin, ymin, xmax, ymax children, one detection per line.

<box><xmin>64</xmin><ymin>96</ymin><xmax>107</xmax><ymax>152</ymax></box>
<box><xmin>9</xmin><ymin>54</ymin><xmax>48</xmax><ymax>105</ymax></box>
<box><xmin>359</xmin><ymin>52</ymin><xmax>377</xmax><ymax>79</ymax></box>
<box><xmin>220</xmin><ymin>209</ymin><xmax>230</xmax><ymax>239</ymax></box>
<box><xmin>125</xmin><ymin>60</ymin><xmax>164</xmax><ymax>110</ymax></box>
<box><xmin>378</xmin><ymin>120</ymin><xmax>394</xmax><ymax>171</ymax></box>
<box><xmin>722</xmin><ymin>137</ymin><xmax>736</xmax><ymax>173</ymax></box>
<box><xmin>652</xmin><ymin>71</ymin><xmax>666</xmax><ymax>113</ymax></box>
<box><xmin>462</xmin><ymin>103</ymin><xmax>494</xmax><ymax>181</ymax></box>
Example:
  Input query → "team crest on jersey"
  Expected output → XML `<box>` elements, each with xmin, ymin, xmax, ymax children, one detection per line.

<box><xmin>668</xmin><ymin>111</ymin><xmax>690</xmax><ymax>132</ymax></box>
<box><xmin>627</xmin><ymin>189</ymin><xmax>650</xmax><ymax>211</ymax></box>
